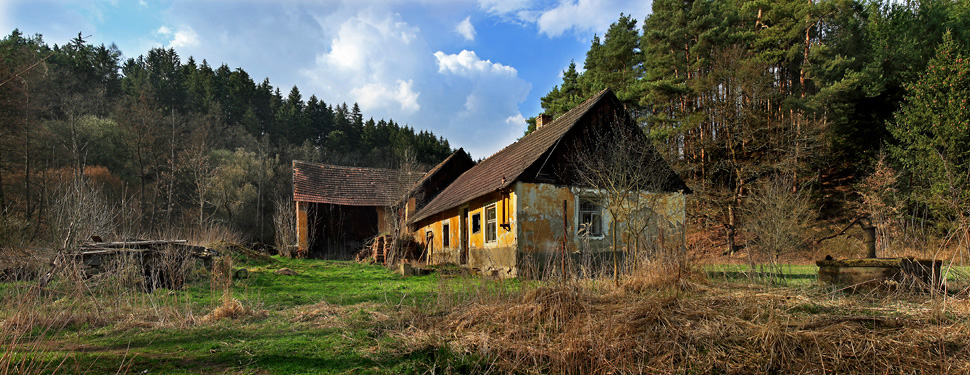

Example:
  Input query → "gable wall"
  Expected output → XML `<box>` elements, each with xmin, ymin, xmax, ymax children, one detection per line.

<box><xmin>515</xmin><ymin>181</ymin><xmax>687</xmax><ymax>278</ymax></box>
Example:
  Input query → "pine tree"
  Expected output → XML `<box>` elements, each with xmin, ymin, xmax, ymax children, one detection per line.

<box><xmin>889</xmin><ymin>32</ymin><xmax>970</xmax><ymax>226</ymax></box>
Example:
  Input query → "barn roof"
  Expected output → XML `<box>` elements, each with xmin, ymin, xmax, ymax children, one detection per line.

<box><xmin>409</xmin><ymin>88</ymin><xmax>615</xmax><ymax>224</ymax></box>
<box><xmin>292</xmin><ymin>161</ymin><xmax>423</xmax><ymax>207</ymax></box>
<box><xmin>404</xmin><ymin>148</ymin><xmax>473</xmax><ymax>197</ymax></box>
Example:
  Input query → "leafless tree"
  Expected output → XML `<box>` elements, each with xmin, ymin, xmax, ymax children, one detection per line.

<box><xmin>742</xmin><ymin>175</ymin><xmax>816</xmax><ymax>279</ymax></box>
<box><xmin>384</xmin><ymin>148</ymin><xmax>421</xmax><ymax>265</ymax></box>
<box><xmin>573</xmin><ymin>113</ymin><xmax>685</xmax><ymax>285</ymax></box>
<box><xmin>273</xmin><ymin>196</ymin><xmax>296</xmax><ymax>258</ymax></box>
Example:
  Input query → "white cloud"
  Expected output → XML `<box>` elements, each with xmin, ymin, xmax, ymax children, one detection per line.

<box><xmin>434</xmin><ymin>50</ymin><xmax>516</xmax><ymax>77</ymax></box>
<box><xmin>302</xmin><ymin>7</ymin><xmax>531</xmax><ymax>158</ymax></box>
<box><xmin>481</xmin><ymin>0</ymin><xmax>651</xmax><ymax>38</ymax></box>
<box><xmin>156</xmin><ymin>25</ymin><xmax>198</xmax><ymax>49</ymax></box>
<box><xmin>455</xmin><ymin>16</ymin><xmax>475</xmax><ymax>41</ymax></box>
<box><xmin>351</xmin><ymin>80</ymin><xmax>421</xmax><ymax>113</ymax></box>
<box><xmin>431</xmin><ymin>49</ymin><xmax>531</xmax><ymax>156</ymax></box>
<box><xmin>306</xmin><ymin>10</ymin><xmax>425</xmax><ymax>114</ymax></box>
<box><xmin>505</xmin><ymin>113</ymin><xmax>527</xmax><ymax>127</ymax></box>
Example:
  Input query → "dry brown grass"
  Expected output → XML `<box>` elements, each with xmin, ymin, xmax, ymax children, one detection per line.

<box><xmin>201</xmin><ymin>256</ymin><xmax>266</xmax><ymax>324</ymax></box>
<box><xmin>202</xmin><ymin>297</ymin><xmax>251</xmax><ymax>323</ymax></box>
<box><xmin>396</xmin><ymin>265</ymin><xmax>970</xmax><ymax>375</ymax></box>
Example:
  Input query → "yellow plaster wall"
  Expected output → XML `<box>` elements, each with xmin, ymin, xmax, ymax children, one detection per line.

<box><xmin>415</xmin><ymin>182</ymin><xmax>686</xmax><ymax>278</ymax></box>
<box><xmin>414</xmin><ymin>190</ymin><xmax>518</xmax><ymax>275</ymax></box>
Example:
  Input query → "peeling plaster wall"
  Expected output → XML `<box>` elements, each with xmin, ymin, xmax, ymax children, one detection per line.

<box><xmin>515</xmin><ymin>182</ymin><xmax>686</xmax><ymax>277</ymax></box>
<box><xmin>415</xmin><ymin>181</ymin><xmax>686</xmax><ymax>278</ymax></box>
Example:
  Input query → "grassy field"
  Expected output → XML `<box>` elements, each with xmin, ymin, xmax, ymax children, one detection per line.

<box><xmin>1</xmin><ymin>256</ymin><xmax>451</xmax><ymax>374</ymax></box>
<box><xmin>4</xmin><ymin>251</ymin><xmax>970</xmax><ymax>374</ymax></box>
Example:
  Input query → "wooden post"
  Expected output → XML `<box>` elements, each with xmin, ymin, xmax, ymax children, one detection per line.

<box><xmin>562</xmin><ymin>200</ymin><xmax>569</xmax><ymax>281</ymax></box>
<box><xmin>295</xmin><ymin>201</ymin><xmax>309</xmax><ymax>256</ymax></box>
<box><xmin>862</xmin><ymin>225</ymin><xmax>877</xmax><ymax>259</ymax></box>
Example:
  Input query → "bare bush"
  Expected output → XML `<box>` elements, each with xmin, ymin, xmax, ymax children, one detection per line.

<box><xmin>856</xmin><ymin>153</ymin><xmax>905</xmax><ymax>256</ymax></box>
<box><xmin>273</xmin><ymin>196</ymin><xmax>296</xmax><ymax>258</ymax></box>
<box><xmin>385</xmin><ymin>148</ymin><xmax>421</xmax><ymax>265</ymax></box>
<box><xmin>48</xmin><ymin>176</ymin><xmax>116</xmax><ymax>250</ymax></box>
<box><xmin>742</xmin><ymin>176</ymin><xmax>816</xmax><ymax>276</ymax></box>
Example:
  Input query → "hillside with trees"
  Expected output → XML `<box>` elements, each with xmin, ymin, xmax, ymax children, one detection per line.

<box><xmin>535</xmin><ymin>0</ymin><xmax>970</xmax><ymax>260</ymax></box>
<box><xmin>0</xmin><ymin>31</ymin><xmax>453</xmax><ymax>246</ymax></box>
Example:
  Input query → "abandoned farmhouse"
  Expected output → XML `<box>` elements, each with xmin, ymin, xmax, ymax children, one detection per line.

<box><xmin>293</xmin><ymin>89</ymin><xmax>690</xmax><ymax>276</ymax></box>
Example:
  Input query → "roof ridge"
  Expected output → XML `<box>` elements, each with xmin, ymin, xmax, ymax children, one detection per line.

<box><xmin>292</xmin><ymin>160</ymin><xmax>403</xmax><ymax>173</ymax></box>
<box><xmin>409</xmin><ymin>88</ymin><xmax>616</xmax><ymax>224</ymax></box>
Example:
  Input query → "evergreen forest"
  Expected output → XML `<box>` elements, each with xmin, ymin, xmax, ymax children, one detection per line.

<box><xmin>535</xmin><ymin>0</ymin><xmax>970</xmax><ymax>256</ymax></box>
<box><xmin>2</xmin><ymin>0</ymin><xmax>969</xmax><ymax>257</ymax></box>
<box><xmin>0</xmin><ymin>30</ymin><xmax>453</xmax><ymax>246</ymax></box>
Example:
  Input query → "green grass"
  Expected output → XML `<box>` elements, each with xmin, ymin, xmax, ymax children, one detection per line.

<box><xmin>704</xmin><ymin>263</ymin><xmax>970</xmax><ymax>286</ymax></box>
<box><xmin>8</xmin><ymin>256</ymin><xmax>970</xmax><ymax>374</ymax></box>
<box><xmin>704</xmin><ymin>264</ymin><xmax>819</xmax><ymax>285</ymax></box>
<box><xmin>3</xmin><ymin>257</ymin><xmax>446</xmax><ymax>375</ymax></box>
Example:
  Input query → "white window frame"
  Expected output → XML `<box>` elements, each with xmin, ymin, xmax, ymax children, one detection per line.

<box><xmin>577</xmin><ymin>196</ymin><xmax>604</xmax><ymax>238</ymax></box>
<box><xmin>485</xmin><ymin>203</ymin><xmax>498</xmax><ymax>243</ymax></box>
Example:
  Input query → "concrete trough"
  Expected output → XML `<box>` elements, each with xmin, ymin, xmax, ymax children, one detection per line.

<box><xmin>816</xmin><ymin>257</ymin><xmax>943</xmax><ymax>291</ymax></box>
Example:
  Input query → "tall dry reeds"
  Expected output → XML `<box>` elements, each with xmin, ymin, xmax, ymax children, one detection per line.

<box><xmin>411</xmin><ymin>265</ymin><xmax>970</xmax><ymax>374</ymax></box>
<box><xmin>0</xmin><ymin>251</ymin><xmax>198</xmax><ymax>374</ymax></box>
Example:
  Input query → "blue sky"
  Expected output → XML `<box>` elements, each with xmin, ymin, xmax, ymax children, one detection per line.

<box><xmin>1</xmin><ymin>0</ymin><xmax>652</xmax><ymax>158</ymax></box>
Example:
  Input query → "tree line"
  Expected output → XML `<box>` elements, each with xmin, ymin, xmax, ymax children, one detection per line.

<box><xmin>537</xmin><ymin>0</ymin><xmax>970</xmax><ymax>255</ymax></box>
<box><xmin>0</xmin><ymin>30</ymin><xmax>453</xmax><ymax>247</ymax></box>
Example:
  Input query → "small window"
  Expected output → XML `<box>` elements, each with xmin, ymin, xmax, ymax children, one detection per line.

<box><xmin>472</xmin><ymin>213</ymin><xmax>481</xmax><ymax>234</ymax></box>
<box><xmin>442</xmin><ymin>222</ymin><xmax>450</xmax><ymax>248</ymax></box>
<box><xmin>485</xmin><ymin>204</ymin><xmax>497</xmax><ymax>243</ymax></box>
<box><xmin>578</xmin><ymin>198</ymin><xmax>603</xmax><ymax>237</ymax></box>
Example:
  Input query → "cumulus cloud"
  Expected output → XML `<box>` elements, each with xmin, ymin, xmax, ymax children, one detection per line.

<box><xmin>156</xmin><ymin>25</ymin><xmax>198</xmax><ymax>49</ymax></box>
<box><xmin>304</xmin><ymin>10</ymin><xmax>425</xmax><ymax>115</ymax></box>
<box><xmin>434</xmin><ymin>50</ymin><xmax>516</xmax><ymax>77</ymax></box>
<box><xmin>506</xmin><ymin>113</ymin><xmax>526</xmax><ymax>124</ymax></box>
<box><xmin>455</xmin><ymin>16</ymin><xmax>476</xmax><ymax>41</ymax></box>
<box><xmin>302</xmin><ymin>7</ymin><xmax>531</xmax><ymax>158</ymax></box>
<box><xmin>432</xmin><ymin>49</ymin><xmax>530</xmax><ymax>156</ymax></box>
<box><xmin>351</xmin><ymin>79</ymin><xmax>421</xmax><ymax>113</ymax></box>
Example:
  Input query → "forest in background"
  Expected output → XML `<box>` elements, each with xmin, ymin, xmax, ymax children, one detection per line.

<box><xmin>0</xmin><ymin>30</ymin><xmax>453</xmax><ymax>247</ymax></box>
<box><xmin>1</xmin><ymin>0</ymin><xmax>969</xmax><ymax>260</ymax></box>
<box><xmin>536</xmin><ymin>0</ymin><xmax>970</xmax><ymax>258</ymax></box>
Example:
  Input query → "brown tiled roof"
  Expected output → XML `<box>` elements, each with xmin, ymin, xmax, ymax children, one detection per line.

<box><xmin>404</xmin><ymin>148</ymin><xmax>471</xmax><ymax>197</ymax></box>
<box><xmin>410</xmin><ymin>88</ymin><xmax>615</xmax><ymax>224</ymax></box>
<box><xmin>293</xmin><ymin>161</ymin><xmax>423</xmax><ymax>206</ymax></box>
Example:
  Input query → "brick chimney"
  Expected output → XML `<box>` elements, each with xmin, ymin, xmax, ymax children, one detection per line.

<box><xmin>536</xmin><ymin>114</ymin><xmax>553</xmax><ymax>129</ymax></box>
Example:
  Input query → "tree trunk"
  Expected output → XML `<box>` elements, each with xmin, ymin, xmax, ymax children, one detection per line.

<box><xmin>612</xmin><ymin>216</ymin><xmax>619</xmax><ymax>287</ymax></box>
<box><xmin>726</xmin><ymin>204</ymin><xmax>736</xmax><ymax>255</ymax></box>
